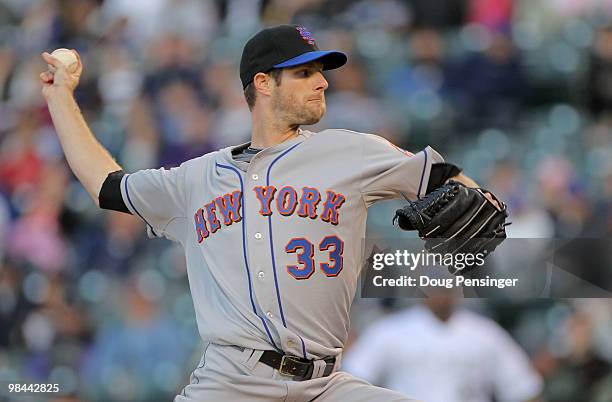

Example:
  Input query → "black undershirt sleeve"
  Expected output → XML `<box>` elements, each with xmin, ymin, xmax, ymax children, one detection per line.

<box><xmin>99</xmin><ymin>170</ymin><xmax>131</xmax><ymax>214</ymax></box>
<box><xmin>426</xmin><ymin>163</ymin><xmax>462</xmax><ymax>194</ymax></box>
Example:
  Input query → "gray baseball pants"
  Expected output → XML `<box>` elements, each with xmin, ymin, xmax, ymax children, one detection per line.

<box><xmin>175</xmin><ymin>343</ymin><xmax>419</xmax><ymax>402</ymax></box>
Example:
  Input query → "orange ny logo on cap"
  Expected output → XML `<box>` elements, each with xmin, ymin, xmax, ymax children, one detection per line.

<box><xmin>296</xmin><ymin>26</ymin><xmax>316</xmax><ymax>45</ymax></box>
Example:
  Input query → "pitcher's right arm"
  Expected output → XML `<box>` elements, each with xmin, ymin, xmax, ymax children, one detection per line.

<box><xmin>39</xmin><ymin>50</ymin><xmax>122</xmax><ymax>207</ymax></box>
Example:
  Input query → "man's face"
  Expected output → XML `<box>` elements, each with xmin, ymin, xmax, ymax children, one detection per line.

<box><xmin>270</xmin><ymin>61</ymin><xmax>328</xmax><ymax>126</ymax></box>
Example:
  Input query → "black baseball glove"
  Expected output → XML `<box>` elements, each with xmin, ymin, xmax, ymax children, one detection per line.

<box><xmin>393</xmin><ymin>181</ymin><xmax>509</xmax><ymax>271</ymax></box>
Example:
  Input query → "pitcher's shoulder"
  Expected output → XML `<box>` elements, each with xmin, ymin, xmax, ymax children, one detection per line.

<box><xmin>179</xmin><ymin>149</ymin><xmax>224</xmax><ymax>170</ymax></box>
<box><xmin>306</xmin><ymin>128</ymin><xmax>372</xmax><ymax>145</ymax></box>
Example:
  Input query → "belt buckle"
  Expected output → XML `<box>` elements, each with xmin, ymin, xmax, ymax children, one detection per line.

<box><xmin>279</xmin><ymin>354</ymin><xmax>301</xmax><ymax>376</ymax></box>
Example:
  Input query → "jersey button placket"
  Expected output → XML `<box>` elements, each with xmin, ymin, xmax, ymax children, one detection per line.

<box><xmin>243</xmin><ymin>166</ymin><xmax>277</xmax><ymax>335</ymax></box>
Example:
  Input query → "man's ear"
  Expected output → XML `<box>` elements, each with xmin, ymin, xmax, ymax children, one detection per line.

<box><xmin>253</xmin><ymin>72</ymin><xmax>273</xmax><ymax>97</ymax></box>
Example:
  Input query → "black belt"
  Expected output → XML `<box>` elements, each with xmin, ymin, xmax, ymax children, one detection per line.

<box><xmin>259</xmin><ymin>350</ymin><xmax>336</xmax><ymax>380</ymax></box>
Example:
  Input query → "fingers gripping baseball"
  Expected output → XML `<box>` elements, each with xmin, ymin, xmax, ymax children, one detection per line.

<box><xmin>39</xmin><ymin>49</ymin><xmax>83</xmax><ymax>98</ymax></box>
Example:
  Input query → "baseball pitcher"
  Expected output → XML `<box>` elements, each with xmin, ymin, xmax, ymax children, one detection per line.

<box><xmin>40</xmin><ymin>25</ymin><xmax>507</xmax><ymax>402</ymax></box>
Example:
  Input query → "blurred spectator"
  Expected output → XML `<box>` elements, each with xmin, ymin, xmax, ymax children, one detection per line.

<box><xmin>587</xmin><ymin>26</ymin><xmax>612</xmax><ymax>116</ymax></box>
<box><xmin>336</xmin><ymin>0</ymin><xmax>412</xmax><ymax>31</ymax></box>
<box><xmin>0</xmin><ymin>194</ymin><xmax>9</xmax><ymax>263</ymax></box>
<box><xmin>0</xmin><ymin>262</ymin><xmax>21</xmax><ymax>348</ymax></box>
<box><xmin>203</xmin><ymin>60</ymin><xmax>252</xmax><ymax>147</ymax></box>
<box><xmin>591</xmin><ymin>164</ymin><xmax>612</xmax><ymax>234</ymax></box>
<box><xmin>13</xmin><ymin>269</ymin><xmax>92</xmax><ymax>397</ymax></box>
<box><xmin>483</xmin><ymin>162</ymin><xmax>556</xmax><ymax>298</ymax></box>
<box><xmin>444</xmin><ymin>28</ymin><xmax>527</xmax><ymax>130</ymax></box>
<box><xmin>381</xmin><ymin>28</ymin><xmax>446</xmax><ymax>98</ymax></box>
<box><xmin>0</xmin><ymin>108</ymin><xmax>46</xmax><ymax>197</ymax></box>
<box><xmin>96</xmin><ymin>45</ymin><xmax>143</xmax><ymax>119</ymax></box>
<box><xmin>485</xmin><ymin>161</ymin><xmax>555</xmax><ymax>239</ymax></box>
<box><xmin>101</xmin><ymin>0</ymin><xmax>220</xmax><ymax>47</ymax></box>
<box><xmin>405</xmin><ymin>0</ymin><xmax>467</xmax><ymax>29</ymax></box>
<box><xmin>536</xmin><ymin>156</ymin><xmax>589</xmax><ymax>237</ymax></box>
<box><xmin>343</xmin><ymin>292</ymin><xmax>544</xmax><ymax>402</ymax></box>
<box><xmin>141</xmin><ymin>33</ymin><xmax>203</xmax><ymax>100</ymax></box>
<box><xmin>82</xmin><ymin>277</ymin><xmax>190</xmax><ymax>401</ymax></box>
<box><xmin>119</xmin><ymin>97</ymin><xmax>159</xmax><ymax>172</ymax></box>
<box><xmin>7</xmin><ymin>163</ymin><xmax>69</xmax><ymax>273</ymax></box>
<box><xmin>0</xmin><ymin>45</ymin><xmax>16</xmax><ymax>103</ymax></box>
<box><xmin>324</xmin><ymin>58</ymin><xmax>390</xmax><ymax>133</ymax></box>
<box><xmin>534</xmin><ymin>306</ymin><xmax>612</xmax><ymax>402</ymax></box>
<box><xmin>83</xmin><ymin>212</ymin><xmax>150</xmax><ymax>275</ymax></box>
<box><xmin>153</xmin><ymin>80</ymin><xmax>215</xmax><ymax>167</ymax></box>
<box><xmin>50</xmin><ymin>0</ymin><xmax>100</xmax><ymax>49</ymax></box>
<box><xmin>262</xmin><ymin>0</ymin><xmax>327</xmax><ymax>26</ymax></box>
<box><xmin>467</xmin><ymin>0</ymin><xmax>513</xmax><ymax>31</ymax></box>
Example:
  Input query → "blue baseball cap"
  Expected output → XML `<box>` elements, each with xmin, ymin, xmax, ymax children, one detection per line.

<box><xmin>240</xmin><ymin>25</ymin><xmax>347</xmax><ymax>89</ymax></box>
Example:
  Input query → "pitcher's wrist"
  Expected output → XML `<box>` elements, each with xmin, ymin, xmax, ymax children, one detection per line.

<box><xmin>45</xmin><ymin>86</ymin><xmax>75</xmax><ymax>103</ymax></box>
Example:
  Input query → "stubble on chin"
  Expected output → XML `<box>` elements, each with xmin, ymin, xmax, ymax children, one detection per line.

<box><xmin>273</xmin><ymin>91</ymin><xmax>325</xmax><ymax>126</ymax></box>
<box><xmin>298</xmin><ymin>101</ymin><xmax>325</xmax><ymax>125</ymax></box>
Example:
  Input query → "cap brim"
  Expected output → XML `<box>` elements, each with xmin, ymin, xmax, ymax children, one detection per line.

<box><xmin>273</xmin><ymin>50</ymin><xmax>347</xmax><ymax>70</ymax></box>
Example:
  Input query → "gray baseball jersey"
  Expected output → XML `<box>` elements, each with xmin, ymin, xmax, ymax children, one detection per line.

<box><xmin>120</xmin><ymin>128</ymin><xmax>443</xmax><ymax>360</ymax></box>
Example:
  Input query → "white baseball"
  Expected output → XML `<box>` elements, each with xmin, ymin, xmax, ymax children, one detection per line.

<box><xmin>48</xmin><ymin>48</ymin><xmax>78</xmax><ymax>73</ymax></box>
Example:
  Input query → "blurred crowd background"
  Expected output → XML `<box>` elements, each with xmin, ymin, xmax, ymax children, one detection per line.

<box><xmin>0</xmin><ymin>0</ymin><xmax>611</xmax><ymax>401</ymax></box>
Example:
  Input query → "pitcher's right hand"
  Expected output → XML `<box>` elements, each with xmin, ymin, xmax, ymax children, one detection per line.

<box><xmin>40</xmin><ymin>49</ymin><xmax>83</xmax><ymax>100</ymax></box>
